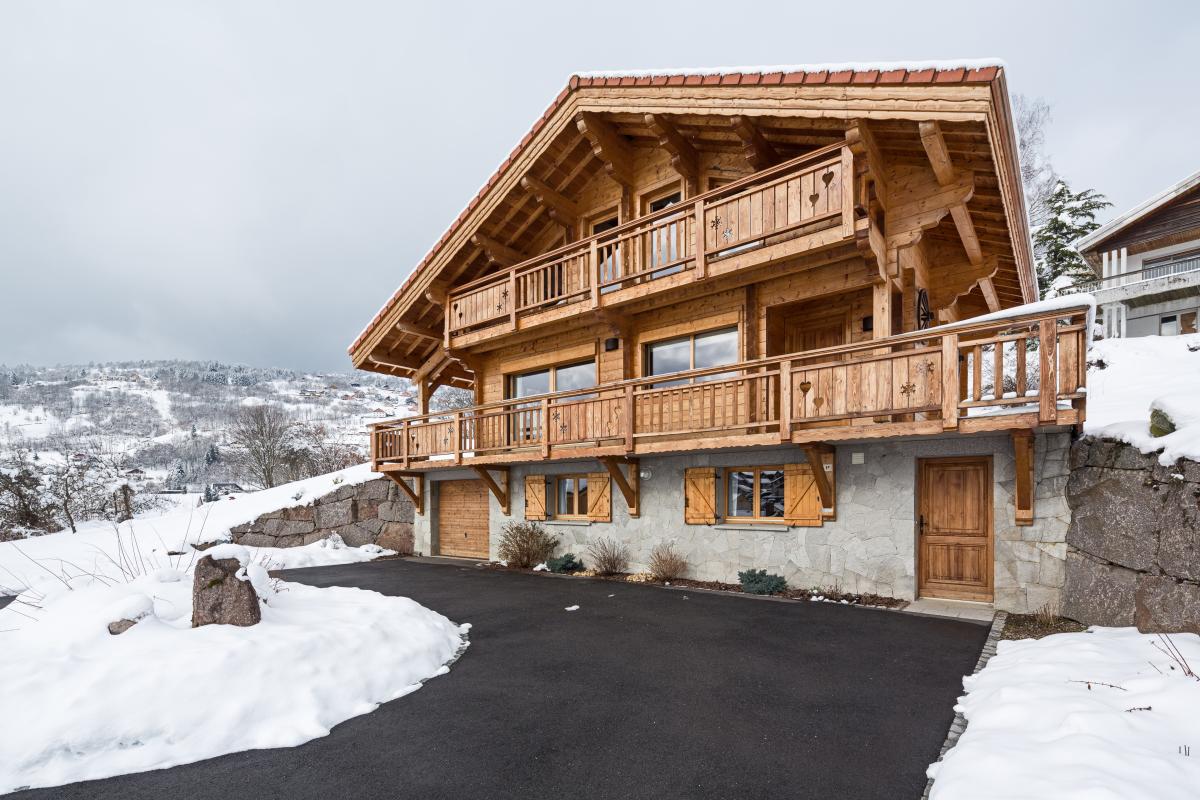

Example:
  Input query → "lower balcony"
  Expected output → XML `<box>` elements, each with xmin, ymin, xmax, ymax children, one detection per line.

<box><xmin>371</xmin><ymin>305</ymin><xmax>1090</xmax><ymax>471</ymax></box>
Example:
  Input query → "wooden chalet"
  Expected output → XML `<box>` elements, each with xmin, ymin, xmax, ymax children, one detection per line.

<box><xmin>350</xmin><ymin>62</ymin><xmax>1090</xmax><ymax>611</ymax></box>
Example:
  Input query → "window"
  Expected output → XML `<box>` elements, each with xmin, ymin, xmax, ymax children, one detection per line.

<box><xmin>592</xmin><ymin>214</ymin><xmax>621</xmax><ymax>291</ymax></box>
<box><xmin>507</xmin><ymin>360</ymin><xmax>596</xmax><ymax>400</ymax></box>
<box><xmin>645</xmin><ymin>190</ymin><xmax>684</xmax><ymax>279</ymax></box>
<box><xmin>724</xmin><ymin>467</ymin><xmax>785</xmax><ymax>521</ymax></box>
<box><xmin>555</xmin><ymin>475</ymin><xmax>589</xmax><ymax>519</ymax></box>
<box><xmin>1161</xmin><ymin>315</ymin><xmax>1180</xmax><ymax>336</ymax></box>
<box><xmin>644</xmin><ymin>327</ymin><xmax>738</xmax><ymax>387</ymax></box>
<box><xmin>1183</xmin><ymin>311</ymin><xmax>1198</xmax><ymax>335</ymax></box>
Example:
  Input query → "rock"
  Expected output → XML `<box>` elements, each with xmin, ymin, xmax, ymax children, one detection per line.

<box><xmin>338</xmin><ymin>523</ymin><xmax>376</xmax><ymax>547</ymax></box>
<box><xmin>1150</xmin><ymin>408</ymin><xmax>1177</xmax><ymax>438</ymax></box>
<box><xmin>377</xmin><ymin>522</ymin><xmax>414</xmax><ymax>555</ymax></box>
<box><xmin>1157</xmin><ymin>482</ymin><xmax>1200</xmax><ymax>582</ymax></box>
<box><xmin>1135</xmin><ymin>575</ymin><xmax>1200</xmax><ymax>634</ymax></box>
<box><xmin>192</xmin><ymin>555</ymin><xmax>261</xmax><ymax>628</ymax></box>
<box><xmin>1061</xmin><ymin>550</ymin><xmax>1137</xmax><ymax>627</ymax></box>
<box><xmin>379</xmin><ymin>500</ymin><xmax>414</xmax><ymax>523</ymax></box>
<box><xmin>1066</xmin><ymin>468</ymin><xmax>1162</xmax><ymax>571</ymax></box>
<box><xmin>235</xmin><ymin>532</ymin><xmax>275</xmax><ymax>548</ymax></box>
<box><xmin>314</xmin><ymin>499</ymin><xmax>354</xmax><ymax>529</ymax></box>
<box><xmin>107</xmin><ymin>619</ymin><xmax>138</xmax><ymax>635</ymax></box>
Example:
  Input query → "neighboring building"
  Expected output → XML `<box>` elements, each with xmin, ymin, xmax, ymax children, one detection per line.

<box><xmin>208</xmin><ymin>482</ymin><xmax>246</xmax><ymax>495</ymax></box>
<box><xmin>1072</xmin><ymin>168</ymin><xmax>1200</xmax><ymax>338</ymax></box>
<box><xmin>350</xmin><ymin>62</ymin><xmax>1091</xmax><ymax>613</ymax></box>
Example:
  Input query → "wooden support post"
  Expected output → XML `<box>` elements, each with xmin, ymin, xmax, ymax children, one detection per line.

<box><xmin>694</xmin><ymin>199</ymin><xmax>707</xmax><ymax>279</ymax></box>
<box><xmin>453</xmin><ymin>411</ymin><xmax>462</xmax><ymax>465</ymax></box>
<box><xmin>1011</xmin><ymin>430</ymin><xmax>1035</xmax><ymax>526</ymax></box>
<box><xmin>800</xmin><ymin>444</ymin><xmax>834</xmax><ymax>511</ymax></box>
<box><xmin>386</xmin><ymin>472</ymin><xmax>425</xmax><ymax>516</ymax></box>
<box><xmin>941</xmin><ymin>333</ymin><xmax>959</xmax><ymax>429</ymax></box>
<box><xmin>779</xmin><ymin>360</ymin><xmax>793</xmax><ymax>442</ymax></box>
<box><xmin>840</xmin><ymin>146</ymin><xmax>855</xmax><ymax>238</ymax></box>
<box><xmin>417</xmin><ymin>380</ymin><xmax>430</xmax><ymax>416</ymax></box>
<box><xmin>599</xmin><ymin>457</ymin><xmax>639</xmax><ymax>518</ymax></box>
<box><xmin>471</xmin><ymin>466</ymin><xmax>510</xmax><ymax>516</ymax></box>
<box><xmin>623</xmin><ymin>384</ymin><xmax>635</xmax><ymax>452</ymax></box>
<box><xmin>589</xmin><ymin>238</ymin><xmax>600</xmax><ymax>307</ymax></box>
<box><xmin>540</xmin><ymin>398</ymin><xmax>550</xmax><ymax>458</ymax></box>
<box><xmin>872</xmin><ymin>281</ymin><xmax>892</xmax><ymax>340</ymax></box>
<box><xmin>402</xmin><ymin>420</ymin><xmax>410</xmax><ymax>468</ymax></box>
<box><xmin>1038</xmin><ymin>320</ymin><xmax>1058</xmax><ymax>423</ymax></box>
<box><xmin>508</xmin><ymin>270</ymin><xmax>518</xmax><ymax>328</ymax></box>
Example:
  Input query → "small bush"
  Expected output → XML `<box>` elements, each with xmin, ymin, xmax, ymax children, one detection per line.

<box><xmin>738</xmin><ymin>569</ymin><xmax>788</xmax><ymax>595</ymax></box>
<box><xmin>587</xmin><ymin>537</ymin><xmax>630</xmax><ymax>576</ymax></box>
<box><xmin>497</xmin><ymin>522</ymin><xmax>558</xmax><ymax>568</ymax></box>
<box><xmin>648</xmin><ymin>543</ymin><xmax>688</xmax><ymax>581</ymax></box>
<box><xmin>547</xmin><ymin>553</ymin><xmax>584</xmax><ymax>574</ymax></box>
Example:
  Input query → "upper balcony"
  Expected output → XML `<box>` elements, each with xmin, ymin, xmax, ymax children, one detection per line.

<box><xmin>445</xmin><ymin>144</ymin><xmax>854</xmax><ymax>348</ymax></box>
<box><xmin>372</xmin><ymin>304</ymin><xmax>1090</xmax><ymax>472</ymax></box>
<box><xmin>1061</xmin><ymin>249</ymin><xmax>1200</xmax><ymax>303</ymax></box>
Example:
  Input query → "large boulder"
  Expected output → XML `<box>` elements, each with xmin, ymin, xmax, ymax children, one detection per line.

<box><xmin>1061</xmin><ymin>551</ymin><xmax>1136</xmax><ymax>627</ymax></box>
<box><xmin>192</xmin><ymin>555</ymin><xmax>261</xmax><ymax>627</ymax></box>
<box><xmin>1135</xmin><ymin>576</ymin><xmax>1200</xmax><ymax>635</ymax></box>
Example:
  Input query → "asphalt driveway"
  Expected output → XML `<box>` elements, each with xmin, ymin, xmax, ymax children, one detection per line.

<box><xmin>15</xmin><ymin>559</ymin><xmax>988</xmax><ymax>800</ymax></box>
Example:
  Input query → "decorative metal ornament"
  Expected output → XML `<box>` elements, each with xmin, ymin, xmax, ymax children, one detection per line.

<box><xmin>710</xmin><ymin>215</ymin><xmax>722</xmax><ymax>232</ymax></box>
<box><xmin>900</xmin><ymin>382</ymin><xmax>917</xmax><ymax>397</ymax></box>
<box><xmin>917</xmin><ymin>288</ymin><xmax>934</xmax><ymax>330</ymax></box>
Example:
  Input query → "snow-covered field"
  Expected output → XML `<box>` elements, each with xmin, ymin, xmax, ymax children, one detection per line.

<box><xmin>1084</xmin><ymin>332</ymin><xmax>1200</xmax><ymax>464</ymax></box>
<box><xmin>928</xmin><ymin>628</ymin><xmax>1200</xmax><ymax>799</ymax></box>
<box><xmin>0</xmin><ymin>466</ymin><xmax>468</xmax><ymax>795</ymax></box>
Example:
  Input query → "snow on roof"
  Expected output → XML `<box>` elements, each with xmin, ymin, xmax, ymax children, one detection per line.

<box><xmin>575</xmin><ymin>58</ymin><xmax>1006</xmax><ymax>79</ymax></box>
<box><xmin>1074</xmin><ymin>166</ymin><xmax>1200</xmax><ymax>253</ymax></box>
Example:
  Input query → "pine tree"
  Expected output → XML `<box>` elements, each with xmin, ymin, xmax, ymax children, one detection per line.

<box><xmin>1033</xmin><ymin>180</ymin><xmax>1112</xmax><ymax>297</ymax></box>
<box><xmin>205</xmin><ymin>443</ymin><xmax>220</xmax><ymax>467</ymax></box>
<box><xmin>172</xmin><ymin>463</ymin><xmax>187</xmax><ymax>491</ymax></box>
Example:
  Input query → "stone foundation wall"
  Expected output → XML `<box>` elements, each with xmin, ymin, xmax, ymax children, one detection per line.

<box><xmin>1063</xmin><ymin>438</ymin><xmax>1200</xmax><ymax>633</ymax></box>
<box><xmin>229</xmin><ymin>476</ymin><xmax>414</xmax><ymax>554</ymax></box>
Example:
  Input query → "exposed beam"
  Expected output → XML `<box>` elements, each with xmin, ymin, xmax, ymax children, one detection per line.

<box><xmin>385</xmin><ymin>473</ymin><xmax>424</xmax><ymax>516</ymax></box>
<box><xmin>471</xmin><ymin>466</ymin><xmax>510</xmax><ymax>516</ymax></box>
<box><xmin>845</xmin><ymin>119</ymin><xmax>890</xmax><ymax>209</ymax></box>
<box><xmin>520</xmin><ymin>174</ymin><xmax>579</xmax><ymax>229</ymax></box>
<box><xmin>1011</xmin><ymin>430</ymin><xmax>1034</xmax><ymax>526</ymax></box>
<box><xmin>470</xmin><ymin>233</ymin><xmax>524</xmax><ymax>268</ymax></box>
<box><xmin>728</xmin><ymin>115</ymin><xmax>778</xmax><ymax>170</ymax></box>
<box><xmin>576</xmin><ymin>111</ymin><xmax>634</xmax><ymax>188</ymax></box>
<box><xmin>424</xmin><ymin>281</ymin><xmax>449</xmax><ymax>306</ymax></box>
<box><xmin>599</xmin><ymin>457</ymin><xmax>639</xmax><ymax>518</ymax></box>
<box><xmin>394</xmin><ymin>320</ymin><xmax>442</xmax><ymax>341</ymax></box>
<box><xmin>367</xmin><ymin>355</ymin><xmax>416</xmax><ymax>375</ymax></box>
<box><xmin>644</xmin><ymin>114</ymin><xmax>699</xmax><ymax>184</ymax></box>
<box><xmin>801</xmin><ymin>446</ymin><xmax>834</xmax><ymax>511</ymax></box>
<box><xmin>412</xmin><ymin>349</ymin><xmax>451</xmax><ymax>385</ymax></box>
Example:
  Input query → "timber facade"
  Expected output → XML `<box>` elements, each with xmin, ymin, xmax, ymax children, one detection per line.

<box><xmin>350</xmin><ymin>63</ymin><xmax>1090</xmax><ymax>612</ymax></box>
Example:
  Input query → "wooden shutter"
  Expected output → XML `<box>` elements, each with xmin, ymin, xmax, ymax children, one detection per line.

<box><xmin>587</xmin><ymin>472</ymin><xmax>611</xmax><ymax>522</ymax></box>
<box><xmin>683</xmin><ymin>467</ymin><xmax>717</xmax><ymax>525</ymax></box>
<box><xmin>524</xmin><ymin>475</ymin><xmax>547</xmax><ymax>521</ymax></box>
<box><xmin>784</xmin><ymin>464</ymin><xmax>822</xmax><ymax>527</ymax></box>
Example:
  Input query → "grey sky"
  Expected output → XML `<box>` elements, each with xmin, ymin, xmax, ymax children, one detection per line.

<box><xmin>1</xmin><ymin>1</ymin><xmax>1196</xmax><ymax>372</ymax></box>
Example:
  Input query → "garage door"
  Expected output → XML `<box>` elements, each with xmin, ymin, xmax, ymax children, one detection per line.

<box><xmin>437</xmin><ymin>480</ymin><xmax>490</xmax><ymax>559</ymax></box>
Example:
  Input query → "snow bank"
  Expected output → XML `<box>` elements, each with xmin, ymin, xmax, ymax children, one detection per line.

<box><xmin>0</xmin><ymin>567</ymin><xmax>466</xmax><ymax>794</ymax></box>
<box><xmin>1084</xmin><ymin>333</ymin><xmax>1200</xmax><ymax>464</ymax></box>
<box><xmin>928</xmin><ymin>628</ymin><xmax>1200</xmax><ymax>799</ymax></box>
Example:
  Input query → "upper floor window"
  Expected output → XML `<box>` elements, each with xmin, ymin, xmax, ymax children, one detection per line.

<box><xmin>644</xmin><ymin>327</ymin><xmax>738</xmax><ymax>387</ymax></box>
<box><xmin>508</xmin><ymin>360</ymin><xmax>596</xmax><ymax>401</ymax></box>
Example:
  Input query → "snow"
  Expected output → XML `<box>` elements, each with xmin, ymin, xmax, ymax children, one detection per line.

<box><xmin>564</xmin><ymin>605</ymin><xmax>579</xmax><ymax>611</ymax></box>
<box><xmin>0</xmin><ymin>566</ymin><xmax>466</xmax><ymax>794</ymax></box>
<box><xmin>927</xmin><ymin>628</ymin><xmax>1200</xmax><ymax>800</ymax></box>
<box><xmin>928</xmin><ymin>294</ymin><xmax>1096</xmax><ymax>336</ymax></box>
<box><xmin>1084</xmin><ymin>333</ymin><xmax>1200</xmax><ymax>464</ymax></box>
<box><xmin>574</xmin><ymin>58</ymin><xmax>1006</xmax><ymax>79</ymax></box>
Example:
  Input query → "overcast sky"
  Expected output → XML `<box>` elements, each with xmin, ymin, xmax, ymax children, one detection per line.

<box><xmin>1</xmin><ymin>1</ymin><xmax>1196</xmax><ymax>372</ymax></box>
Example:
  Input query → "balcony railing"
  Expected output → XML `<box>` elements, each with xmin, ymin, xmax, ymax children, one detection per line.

<box><xmin>446</xmin><ymin>143</ymin><xmax>853</xmax><ymax>338</ymax></box>
<box><xmin>372</xmin><ymin>306</ymin><xmax>1091</xmax><ymax>469</ymax></box>
<box><xmin>1061</xmin><ymin>252</ymin><xmax>1200</xmax><ymax>295</ymax></box>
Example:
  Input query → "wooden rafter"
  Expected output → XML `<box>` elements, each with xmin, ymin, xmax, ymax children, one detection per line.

<box><xmin>919</xmin><ymin>121</ymin><xmax>1000</xmax><ymax>312</ymax></box>
<box><xmin>599</xmin><ymin>457</ymin><xmax>639</xmax><ymax>518</ymax></box>
<box><xmin>576</xmin><ymin>111</ymin><xmax>634</xmax><ymax>188</ymax></box>
<box><xmin>412</xmin><ymin>349</ymin><xmax>451</xmax><ymax>385</ymax></box>
<box><xmin>471</xmin><ymin>466</ymin><xmax>510</xmax><ymax>515</ymax></box>
<box><xmin>394</xmin><ymin>320</ymin><xmax>442</xmax><ymax>340</ymax></box>
<box><xmin>644</xmin><ymin>114</ymin><xmax>699</xmax><ymax>184</ymax></box>
<box><xmin>729</xmin><ymin>116</ymin><xmax>778</xmax><ymax>170</ymax></box>
<box><xmin>367</xmin><ymin>354</ymin><xmax>416</xmax><ymax>374</ymax></box>
<box><xmin>845</xmin><ymin>119</ymin><xmax>889</xmax><ymax>210</ymax></box>
<box><xmin>470</xmin><ymin>233</ymin><xmax>524</xmax><ymax>267</ymax></box>
<box><xmin>519</xmin><ymin>174</ymin><xmax>579</xmax><ymax>230</ymax></box>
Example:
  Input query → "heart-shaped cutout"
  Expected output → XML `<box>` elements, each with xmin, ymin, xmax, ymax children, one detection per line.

<box><xmin>822</xmin><ymin>170</ymin><xmax>834</xmax><ymax>187</ymax></box>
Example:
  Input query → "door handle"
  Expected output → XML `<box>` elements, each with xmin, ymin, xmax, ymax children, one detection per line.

<box><xmin>918</xmin><ymin>515</ymin><xmax>926</xmax><ymax>534</ymax></box>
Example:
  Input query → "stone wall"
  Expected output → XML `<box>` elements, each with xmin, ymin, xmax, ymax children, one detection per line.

<box><xmin>414</xmin><ymin>431</ymin><xmax>1072</xmax><ymax>613</ymax></box>
<box><xmin>1063</xmin><ymin>437</ymin><xmax>1200</xmax><ymax>633</ymax></box>
<box><xmin>229</xmin><ymin>476</ymin><xmax>414</xmax><ymax>554</ymax></box>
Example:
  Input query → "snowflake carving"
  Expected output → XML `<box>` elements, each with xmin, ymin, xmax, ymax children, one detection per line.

<box><xmin>900</xmin><ymin>382</ymin><xmax>917</xmax><ymax>397</ymax></box>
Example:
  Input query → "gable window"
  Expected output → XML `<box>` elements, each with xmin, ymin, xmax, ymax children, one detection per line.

<box><xmin>724</xmin><ymin>467</ymin><xmax>785</xmax><ymax>521</ymax></box>
<box><xmin>644</xmin><ymin>327</ymin><xmax>738</xmax><ymax>387</ymax></box>
<box><xmin>555</xmin><ymin>475</ymin><xmax>589</xmax><ymax>519</ymax></box>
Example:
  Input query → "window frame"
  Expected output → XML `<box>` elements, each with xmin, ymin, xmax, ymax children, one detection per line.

<box><xmin>506</xmin><ymin>359</ymin><xmax>597</xmax><ymax>400</ymax></box>
<box><xmin>722</xmin><ymin>466</ymin><xmax>787</xmax><ymax>524</ymax></box>
<box><xmin>1160</xmin><ymin>314</ymin><xmax>1180</xmax><ymax>336</ymax></box>
<box><xmin>553</xmin><ymin>474</ymin><xmax>590</xmax><ymax>520</ymax></box>
<box><xmin>642</xmin><ymin>325</ymin><xmax>739</xmax><ymax>386</ymax></box>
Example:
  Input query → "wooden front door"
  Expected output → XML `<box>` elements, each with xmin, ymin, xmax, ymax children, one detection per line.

<box><xmin>437</xmin><ymin>480</ymin><xmax>490</xmax><ymax>559</ymax></box>
<box><xmin>785</xmin><ymin>314</ymin><xmax>846</xmax><ymax>356</ymax></box>
<box><xmin>917</xmin><ymin>457</ymin><xmax>993</xmax><ymax>602</ymax></box>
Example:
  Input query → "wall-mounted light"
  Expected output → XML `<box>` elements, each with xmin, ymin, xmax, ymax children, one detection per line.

<box><xmin>639</xmin><ymin>468</ymin><xmax>652</xmax><ymax>480</ymax></box>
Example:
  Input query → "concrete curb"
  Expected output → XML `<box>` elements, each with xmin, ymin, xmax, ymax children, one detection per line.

<box><xmin>920</xmin><ymin>610</ymin><xmax>1007</xmax><ymax>799</ymax></box>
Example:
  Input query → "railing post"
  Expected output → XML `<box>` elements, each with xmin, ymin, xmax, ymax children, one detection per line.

<box><xmin>694</xmin><ymin>199</ymin><xmax>707</xmax><ymax>279</ymax></box>
<box><xmin>779</xmin><ymin>361</ymin><xmax>792</xmax><ymax>443</ymax></box>
<box><xmin>840</xmin><ymin>146</ymin><xmax>855</xmax><ymax>238</ymax></box>
<box><xmin>1038</xmin><ymin>320</ymin><xmax>1058</xmax><ymax>423</ymax></box>
<box><xmin>539</xmin><ymin>398</ymin><xmax>551</xmax><ymax>458</ymax></box>
<box><xmin>941</xmin><ymin>333</ymin><xmax>959</xmax><ymax>429</ymax></box>
<box><xmin>589</xmin><ymin>239</ymin><xmax>600</xmax><ymax>308</ymax></box>
<box><xmin>453</xmin><ymin>412</ymin><xmax>463</xmax><ymax>465</ymax></box>
<box><xmin>507</xmin><ymin>272</ymin><xmax>518</xmax><ymax>329</ymax></box>
<box><xmin>624</xmin><ymin>385</ymin><xmax>635</xmax><ymax>453</ymax></box>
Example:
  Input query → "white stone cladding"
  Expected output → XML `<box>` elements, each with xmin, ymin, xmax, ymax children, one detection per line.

<box><xmin>412</xmin><ymin>431</ymin><xmax>1073</xmax><ymax>614</ymax></box>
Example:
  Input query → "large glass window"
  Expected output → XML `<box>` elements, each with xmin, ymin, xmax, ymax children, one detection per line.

<box><xmin>724</xmin><ymin>467</ymin><xmax>785</xmax><ymax>521</ymax></box>
<box><xmin>555</xmin><ymin>475</ymin><xmax>588</xmax><ymax>518</ymax></box>
<box><xmin>644</xmin><ymin>327</ymin><xmax>738</xmax><ymax>387</ymax></box>
<box><xmin>508</xmin><ymin>361</ymin><xmax>595</xmax><ymax>399</ymax></box>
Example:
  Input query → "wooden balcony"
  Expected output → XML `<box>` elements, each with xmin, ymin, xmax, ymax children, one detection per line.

<box><xmin>445</xmin><ymin>143</ymin><xmax>855</xmax><ymax>346</ymax></box>
<box><xmin>372</xmin><ymin>305</ymin><xmax>1090</xmax><ymax>471</ymax></box>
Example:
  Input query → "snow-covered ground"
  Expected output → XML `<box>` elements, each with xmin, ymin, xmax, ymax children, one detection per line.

<box><xmin>0</xmin><ymin>466</ymin><xmax>468</xmax><ymax>795</ymax></box>
<box><xmin>1084</xmin><ymin>332</ymin><xmax>1200</xmax><ymax>464</ymax></box>
<box><xmin>928</xmin><ymin>628</ymin><xmax>1200</xmax><ymax>799</ymax></box>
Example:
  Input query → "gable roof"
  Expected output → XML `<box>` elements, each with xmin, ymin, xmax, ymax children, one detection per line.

<box><xmin>349</xmin><ymin>59</ymin><xmax>1026</xmax><ymax>375</ymax></box>
<box><xmin>1075</xmin><ymin>167</ymin><xmax>1200</xmax><ymax>254</ymax></box>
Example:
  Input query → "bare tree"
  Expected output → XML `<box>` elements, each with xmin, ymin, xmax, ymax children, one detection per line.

<box><xmin>430</xmin><ymin>385</ymin><xmax>475</xmax><ymax>412</ymax></box>
<box><xmin>1013</xmin><ymin>94</ymin><xmax>1058</xmax><ymax>230</ymax></box>
<box><xmin>228</xmin><ymin>404</ymin><xmax>295</xmax><ymax>489</ymax></box>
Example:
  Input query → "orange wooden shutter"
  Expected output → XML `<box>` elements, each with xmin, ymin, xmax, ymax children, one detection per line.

<box><xmin>587</xmin><ymin>472</ymin><xmax>611</xmax><ymax>522</ymax></box>
<box><xmin>784</xmin><ymin>464</ymin><xmax>822</xmax><ymax>527</ymax></box>
<box><xmin>684</xmin><ymin>467</ymin><xmax>717</xmax><ymax>525</ymax></box>
<box><xmin>524</xmin><ymin>475</ymin><xmax>547</xmax><ymax>521</ymax></box>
